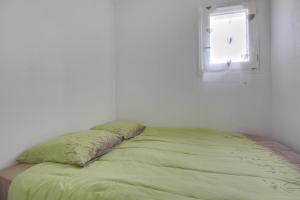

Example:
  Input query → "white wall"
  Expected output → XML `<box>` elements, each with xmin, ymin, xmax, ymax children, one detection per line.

<box><xmin>0</xmin><ymin>0</ymin><xmax>116</xmax><ymax>169</ymax></box>
<box><xmin>115</xmin><ymin>0</ymin><xmax>272</xmax><ymax>135</ymax></box>
<box><xmin>2</xmin><ymin>0</ymin><xmax>287</xmax><ymax>169</ymax></box>
<box><xmin>271</xmin><ymin>0</ymin><xmax>300</xmax><ymax>152</ymax></box>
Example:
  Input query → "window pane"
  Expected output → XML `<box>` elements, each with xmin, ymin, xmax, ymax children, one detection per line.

<box><xmin>210</xmin><ymin>10</ymin><xmax>249</xmax><ymax>65</ymax></box>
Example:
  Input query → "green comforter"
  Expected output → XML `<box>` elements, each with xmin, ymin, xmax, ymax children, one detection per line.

<box><xmin>9</xmin><ymin>128</ymin><xmax>300</xmax><ymax>200</ymax></box>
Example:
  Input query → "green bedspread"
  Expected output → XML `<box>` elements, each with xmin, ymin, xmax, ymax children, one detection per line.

<box><xmin>9</xmin><ymin>128</ymin><xmax>300</xmax><ymax>200</ymax></box>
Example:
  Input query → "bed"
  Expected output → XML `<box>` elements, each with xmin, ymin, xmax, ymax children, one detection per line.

<box><xmin>2</xmin><ymin>128</ymin><xmax>300</xmax><ymax>200</ymax></box>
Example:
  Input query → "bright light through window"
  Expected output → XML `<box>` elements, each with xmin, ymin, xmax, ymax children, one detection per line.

<box><xmin>210</xmin><ymin>10</ymin><xmax>249</xmax><ymax>65</ymax></box>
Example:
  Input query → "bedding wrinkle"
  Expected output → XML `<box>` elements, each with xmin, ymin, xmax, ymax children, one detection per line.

<box><xmin>100</xmin><ymin>159</ymin><xmax>297</xmax><ymax>185</ymax></box>
<box><xmin>98</xmin><ymin>179</ymin><xmax>201</xmax><ymax>200</ymax></box>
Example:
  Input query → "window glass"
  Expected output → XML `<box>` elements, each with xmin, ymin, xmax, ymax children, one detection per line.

<box><xmin>210</xmin><ymin>10</ymin><xmax>249</xmax><ymax>65</ymax></box>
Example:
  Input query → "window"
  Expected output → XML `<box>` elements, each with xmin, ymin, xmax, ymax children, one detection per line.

<box><xmin>200</xmin><ymin>1</ymin><xmax>259</xmax><ymax>73</ymax></box>
<box><xmin>210</xmin><ymin>10</ymin><xmax>249</xmax><ymax>64</ymax></box>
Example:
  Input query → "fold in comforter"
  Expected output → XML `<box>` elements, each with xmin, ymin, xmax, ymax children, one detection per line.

<box><xmin>9</xmin><ymin>128</ymin><xmax>300</xmax><ymax>200</ymax></box>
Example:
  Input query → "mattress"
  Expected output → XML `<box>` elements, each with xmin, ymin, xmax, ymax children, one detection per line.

<box><xmin>0</xmin><ymin>164</ymin><xmax>34</xmax><ymax>200</ymax></box>
<box><xmin>247</xmin><ymin>134</ymin><xmax>300</xmax><ymax>168</ymax></box>
<box><xmin>6</xmin><ymin>128</ymin><xmax>300</xmax><ymax>200</ymax></box>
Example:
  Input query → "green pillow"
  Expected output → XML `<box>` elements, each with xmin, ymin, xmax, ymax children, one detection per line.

<box><xmin>17</xmin><ymin>130</ymin><xmax>122</xmax><ymax>167</ymax></box>
<box><xmin>91</xmin><ymin>121</ymin><xmax>146</xmax><ymax>139</ymax></box>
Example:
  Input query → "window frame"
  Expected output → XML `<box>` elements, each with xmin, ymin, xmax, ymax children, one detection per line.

<box><xmin>199</xmin><ymin>1</ymin><xmax>259</xmax><ymax>73</ymax></box>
